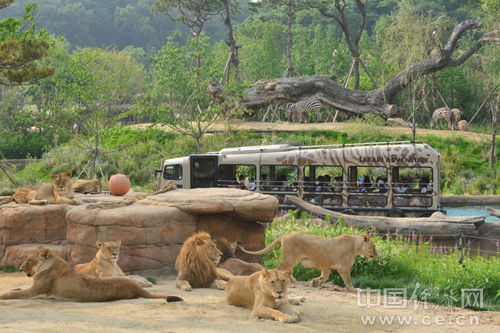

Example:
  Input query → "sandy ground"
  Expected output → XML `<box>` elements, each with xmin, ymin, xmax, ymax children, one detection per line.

<box><xmin>1</xmin><ymin>272</ymin><xmax>498</xmax><ymax>333</ymax></box>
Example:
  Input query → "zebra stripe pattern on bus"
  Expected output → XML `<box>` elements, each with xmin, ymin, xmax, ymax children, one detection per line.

<box><xmin>456</xmin><ymin>119</ymin><xmax>468</xmax><ymax>131</ymax></box>
<box><xmin>286</xmin><ymin>99</ymin><xmax>322</xmax><ymax>123</ymax></box>
<box><xmin>430</xmin><ymin>107</ymin><xmax>452</xmax><ymax>129</ymax></box>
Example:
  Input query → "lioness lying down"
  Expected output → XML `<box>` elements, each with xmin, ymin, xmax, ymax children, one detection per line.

<box><xmin>0</xmin><ymin>171</ymin><xmax>80</xmax><ymax>206</ymax></box>
<box><xmin>214</xmin><ymin>237</ymin><xmax>264</xmax><ymax>276</ymax></box>
<box><xmin>238</xmin><ymin>233</ymin><xmax>377</xmax><ymax>291</ymax></box>
<box><xmin>225</xmin><ymin>268</ymin><xmax>304</xmax><ymax>323</ymax></box>
<box><xmin>72</xmin><ymin>179</ymin><xmax>101</xmax><ymax>194</ymax></box>
<box><xmin>0</xmin><ymin>247</ymin><xmax>182</xmax><ymax>302</ymax></box>
<box><xmin>75</xmin><ymin>240</ymin><xmax>152</xmax><ymax>287</ymax></box>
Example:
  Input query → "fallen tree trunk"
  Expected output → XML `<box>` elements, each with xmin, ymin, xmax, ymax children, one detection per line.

<box><xmin>285</xmin><ymin>195</ymin><xmax>484</xmax><ymax>236</ymax></box>
<box><xmin>234</xmin><ymin>19</ymin><xmax>498</xmax><ymax>118</ymax></box>
<box><xmin>487</xmin><ymin>206</ymin><xmax>500</xmax><ymax>218</ymax></box>
<box><xmin>442</xmin><ymin>195</ymin><xmax>500</xmax><ymax>206</ymax></box>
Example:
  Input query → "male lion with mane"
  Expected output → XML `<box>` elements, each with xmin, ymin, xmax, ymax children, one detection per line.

<box><xmin>238</xmin><ymin>233</ymin><xmax>377</xmax><ymax>291</ymax></box>
<box><xmin>0</xmin><ymin>247</ymin><xmax>182</xmax><ymax>302</ymax></box>
<box><xmin>75</xmin><ymin>240</ymin><xmax>152</xmax><ymax>287</ymax></box>
<box><xmin>0</xmin><ymin>171</ymin><xmax>80</xmax><ymax>206</ymax></box>
<box><xmin>175</xmin><ymin>231</ymin><xmax>233</xmax><ymax>291</ymax></box>
<box><xmin>225</xmin><ymin>268</ymin><xmax>304</xmax><ymax>323</ymax></box>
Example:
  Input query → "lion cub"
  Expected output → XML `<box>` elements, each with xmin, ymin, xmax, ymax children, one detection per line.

<box><xmin>75</xmin><ymin>240</ymin><xmax>152</xmax><ymax>288</ymax></box>
<box><xmin>225</xmin><ymin>268</ymin><xmax>304</xmax><ymax>323</ymax></box>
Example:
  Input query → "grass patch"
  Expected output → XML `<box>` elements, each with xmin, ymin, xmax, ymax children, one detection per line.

<box><xmin>0</xmin><ymin>266</ymin><xmax>19</xmax><ymax>273</ymax></box>
<box><xmin>262</xmin><ymin>213</ymin><xmax>500</xmax><ymax>311</ymax></box>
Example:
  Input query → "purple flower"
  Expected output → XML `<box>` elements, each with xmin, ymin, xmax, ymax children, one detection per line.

<box><xmin>429</xmin><ymin>235</ymin><xmax>433</xmax><ymax>242</ymax></box>
<box><xmin>467</xmin><ymin>239</ymin><xmax>471</xmax><ymax>249</ymax></box>
<box><xmin>411</xmin><ymin>230</ymin><xmax>416</xmax><ymax>242</ymax></box>
<box><xmin>496</xmin><ymin>240</ymin><xmax>499</xmax><ymax>249</ymax></box>
<box><xmin>439</xmin><ymin>245</ymin><xmax>444</xmax><ymax>254</ymax></box>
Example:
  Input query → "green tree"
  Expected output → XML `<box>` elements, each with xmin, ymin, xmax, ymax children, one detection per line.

<box><xmin>0</xmin><ymin>2</ymin><xmax>55</xmax><ymax>85</ymax></box>
<box><xmin>46</xmin><ymin>48</ymin><xmax>144</xmax><ymax>178</ymax></box>
<box><xmin>250</xmin><ymin>0</ymin><xmax>310</xmax><ymax>77</ymax></box>
<box><xmin>144</xmin><ymin>33</ymin><xmax>224</xmax><ymax>152</ymax></box>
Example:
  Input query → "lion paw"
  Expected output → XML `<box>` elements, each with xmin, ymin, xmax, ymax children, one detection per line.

<box><xmin>288</xmin><ymin>296</ymin><xmax>305</xmax><ymax>305</ymax></box>
<box><xmin>282</xmin><ymin>313</ymin><xmax>300</xmax><ymax>323</ymax></box>
<box><xmin>310</xmin><ymin>278</ymin><xmax>324</xmax><ymax>288</ymax></box>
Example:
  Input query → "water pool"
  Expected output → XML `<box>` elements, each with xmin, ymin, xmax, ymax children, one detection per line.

<box><xmin>444</xmin><ymin>205</ymin><xmax>500</xmax><ymax>223</ymax></box>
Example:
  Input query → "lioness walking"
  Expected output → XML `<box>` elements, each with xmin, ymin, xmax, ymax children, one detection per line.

<box><xmin>238</xmin><ymin>233</ymin><xmax>377</xmax><ymax>291</ymax></box>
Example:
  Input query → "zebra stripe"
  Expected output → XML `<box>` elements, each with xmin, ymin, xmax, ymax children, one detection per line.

<box><xmin>457</xmin><ymin>119</ymin><xmax>468</xmax><ymax>131</ymax></box>
<box><xmin>430</xmin><ymin>107</ymin><xmax>452</xmax><ymax>129</ymax></box>
<box><xmin>286</xmin><ymin>99</ymin><xmax>322</xmax><ymax>123</ymax></box>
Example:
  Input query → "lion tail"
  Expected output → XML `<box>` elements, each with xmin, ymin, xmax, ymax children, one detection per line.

<box><xmin>0</xmin><ymin>196</ymin><xmax>14</xmax><ymax>206</ymax></box>
<box><xmin>237</xmin><ymin>236</ymin><xmax>283</xmax><ymax>255</ymax></box>
<box><xmin>141</xmin><ymin>290</ymin><xmax>183</xmax><ymax>302</ymax></box>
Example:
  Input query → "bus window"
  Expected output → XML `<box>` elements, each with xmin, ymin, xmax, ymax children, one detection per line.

<box><xmin>163</xmin><ymin>164</ymin><xmax>182</xmax><ymax>180</ymax></box>
<box><xmin>260</xmin><ymin>165</ymin><xmax>298</xmax><ymax>192</ymax></box>
<box><xmin>348</xmin><ymin>166</ymin><xmax>387</xmax><ymax>192</ymax></box>
<box><xmin>304</xmin><ymin>165</ymin><xmax>343</xmax><ymax>193</ymax></box>
<box><xmin>218</xmin><ymin>164</ymin><xmax>256</xmax><ymax>189</ymax></box>
<box><xmin>392</xmin><ymin>167</ymin><xmax>433</xmax><ymax>194</ymax></box>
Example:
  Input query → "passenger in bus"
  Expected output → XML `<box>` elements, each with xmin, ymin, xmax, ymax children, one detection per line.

<box><xmin>357</xmin><ymin>176</ymin><xmax>371</xmax><ymax>193</ymax></box>
<box><xmin>247</xmin><ymin>177</ymin><xmax>256</xmax><ymax>191</ymax></box>
<box><xmin>420</xmin><ymin>176</ymin><xmax>432</xmax><ymax>193</ymax></box>
<box><xmin>394</xmin><ymin>179</ymin><xmax>409</xmax><ymax>193</ymax></box>
<box><xmin>373</xmin><ymin>177</ymin><xmax>388</xmax><ymax>193</ymax></box>
<box><xmin>260</xmin><ymin>173</ymin><xmax>271</xmax><ymax>191</ymax></box>
<box><xmin>311</xmin><ymin>176</ymin><xmax>325</xmax><ymax>204</ymax></box>
<box><xmin>271</xmin><ymin>175</ymin><xmax>288</xmax><ymax>191</ymax></box>
<box><xmin>333</xmin><ymin>176</ymin><xmax>343</xmax><ymax>192</ymax></box>
<box><xmin>237</xmin><ymin>175</ymin><xmax>246</xmax><ymax>189</ymax></box>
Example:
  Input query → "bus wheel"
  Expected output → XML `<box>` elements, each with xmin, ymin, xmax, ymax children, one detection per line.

<box><xmin>341</xmin><ymin>209</ymin><xmax>357</xmax><ymax>216</ymax></box>
<box><xmin>387</xmin><ymin>208</ymin><xmax>405</xmax><ymax>217</ymax></box>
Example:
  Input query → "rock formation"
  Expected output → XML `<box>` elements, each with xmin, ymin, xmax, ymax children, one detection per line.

<box><xmin>0</xmin><ymin>188</ymin><xmax>278</xmax><ymax>275</ymax></box>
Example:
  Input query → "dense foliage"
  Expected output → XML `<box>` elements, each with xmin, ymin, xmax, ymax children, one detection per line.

<box><xmin>0</xmin><ymin>1</ymin><xmax>498</xmax><ymax>194</ymax></box>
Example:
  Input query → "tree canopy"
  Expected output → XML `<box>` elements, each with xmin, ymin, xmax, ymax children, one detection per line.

<box><xmin>0</xmin><ymin>2</ymin><xmax>55</xmax><ymax>85</ymax></box>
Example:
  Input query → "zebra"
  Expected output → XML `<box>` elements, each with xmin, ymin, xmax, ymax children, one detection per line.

<box><xmin>456</xmin><ymin>119</ymin><xmax>469</xmax><ymax>131</ymax></box>
<box><xmin>450</xmin><ymin>108</ymin><xmax>462</xmax><ymax>129</ymax></box>
<box><xmin>430</xmin><ymin>107</ymin><xmax>452</xmax><ymax>129</ymax></box>
<box><xmin>285</xmin><ymin>99</ymin><xmax>322</xmax><ymax>123</ymax></box>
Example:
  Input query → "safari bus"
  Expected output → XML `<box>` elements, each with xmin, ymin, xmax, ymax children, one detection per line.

<box><xmin>156</xmin><ymin>141</ymin><xmax>443</xmax><ymax>217</ymax></box>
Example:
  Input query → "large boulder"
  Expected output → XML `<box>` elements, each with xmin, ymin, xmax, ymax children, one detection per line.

<box><xmin>0</xmin><ymin>188</ymin><xmax>278</xmax><ymax>275</ymax></box>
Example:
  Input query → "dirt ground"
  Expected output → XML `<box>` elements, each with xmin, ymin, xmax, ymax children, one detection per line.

<box><xmin>1</xmin><ymin>272</ymin><xmax>498</xmax><ymax>333</ymax></box>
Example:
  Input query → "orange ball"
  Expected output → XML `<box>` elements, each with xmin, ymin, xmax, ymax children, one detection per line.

<box><xmin>108</xmin><ymin>174</ymin><xmax>130</xmax><ymax>196</ymax></box>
